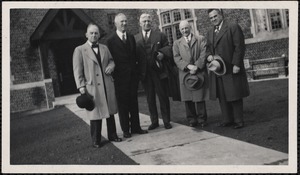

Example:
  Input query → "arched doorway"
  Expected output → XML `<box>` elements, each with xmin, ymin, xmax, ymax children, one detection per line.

<box><xmin>30</xmin><ymin>9</ymin><xmax>106</xmax><ymax>96</ymax></box>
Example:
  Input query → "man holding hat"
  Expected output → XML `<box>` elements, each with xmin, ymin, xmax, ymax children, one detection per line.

<box><xmin>173</xmin><ymin>20</ymin><xmax>209</xmax><ymax>127</ymax></box>
<box><xmin>73</xmin><ymin>23</ymin><xmax>122</xmax><ymax>148</ymax></box>
<box><xmin>135</xmin><ymin>13</ymin><xmax>173</xmax><ymax>130</ymax></box>
<box><xmin>206</xmin><ymin>9</ymin><xmax>250</xmax><ymax>129</ymax></box>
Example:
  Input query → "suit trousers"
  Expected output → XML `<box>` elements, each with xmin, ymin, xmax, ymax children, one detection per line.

<box><xmin>185</xmin><ymin>101</ymin><xmax>207</xmax><ymax>123</ymax></box>
<box><xmin>216</xmin><ymin>77</ymin><xmax>244</xmax><ymax>123</ymax></box>
<box><xmin>142</xmin><ymin>73</ymin><xmax>170</xmax><ymax>125</ymax></box>
<box><xmin>115</xmin><ymin>76</ymin><xmax>142</xmax><ymax>133</ymax></box>
<box><xmin>90</xmin><ymin>115</ymin><xmax>118</xmax><ymax>144</ymax></box>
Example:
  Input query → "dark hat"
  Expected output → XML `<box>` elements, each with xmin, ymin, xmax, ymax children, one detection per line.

<box><xmin>183</xmin><ymin>73</ymin><xmax>204</xmax><ymax>91</ymax></box>
<box><xmin>207</xmin><ymin>55</ymin><xmax>226</xmax><ymax>76</ymax></box>
<box><xmin>76</xmin><ymin>94</ymin><xmax>95</xmax><ymax>111</ymax></box>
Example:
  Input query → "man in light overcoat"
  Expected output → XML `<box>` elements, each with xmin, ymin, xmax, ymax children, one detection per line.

<box><xmin>173</xmin><ymin>20</ymin><xmax>209</xmax><ymax>127</ymax></box>
<box><xmin>206</xmin><ymin>9</ymin><xmax>250</xmax><ymax>129</ymax></box>
<box><xmin>73</xmin><ymin>23</ymin><xmax>122</xmax><ymax>148</ymax></box>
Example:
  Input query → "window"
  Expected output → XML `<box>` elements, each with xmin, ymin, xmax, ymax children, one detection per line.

<box><xmin>158</xmin><ymin>9</ymin><xmax>196</xmax><ymax>45</ymax></box>
<box><xmin>251</xmin><ymin>9</ymin><xmax>289</xmax><ymax>36</ymax></box>
<box><xmin>107</xmin><ymin>13</ymin><xmax>115</xmax><ymax>29</ymax></box>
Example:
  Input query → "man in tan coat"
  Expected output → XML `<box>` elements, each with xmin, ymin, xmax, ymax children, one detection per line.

<box><xmin>73</xmin><ymin>23</ymin><xmax>122</xmax><ymax>148</ymax></box>
<box><xmin>173</xmin><ymin>20</ymin><xmax>209</xmax><ymax>127</ymax></box>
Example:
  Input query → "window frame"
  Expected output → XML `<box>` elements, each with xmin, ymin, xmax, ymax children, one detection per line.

<box><xmin>158</xmin><ymin>9</ymin><xmax>197</xmax><ymax>45</ymax></box>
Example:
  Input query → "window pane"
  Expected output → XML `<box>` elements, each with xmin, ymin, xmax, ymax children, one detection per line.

<box><xmin>184</xmin><ymin>9</ymin><xmax>192</xmax><ymax>19</ymax></box>
<box><xmin>254</xmin><ymin>9</ymin><xmax>268</xmax><ymax>32</ymax></box>
<box><xmin>269</xmin><ymin>9</ymin><xmax>282</xmax><ymax>30</ymax></box>
<box><xmin>163</xmin><ymin>27</ymin><xmax>173</xmax><ymax>44</ymax></box>
<box><xmin>161</xmin><ymin>12</ymin><xmax>171</xmax><ymax>25</ymax></box>
<box><xmin>173</xmin><ymin>10</ymin><xmax>181</xmax><ymax>22</ymax></box>
<box><xmin>285</xmin><ymin>9</ymin><xmax>289</xmax><ymax>27</ymax></box>
<box><xmin>174</xmin><ymin>24</ymin><xmax>182</xmax><ymax>39</ymax></box>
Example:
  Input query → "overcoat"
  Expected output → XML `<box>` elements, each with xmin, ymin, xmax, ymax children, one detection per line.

<box><xmin>206</xmin><ymin>20</ymin><xmax>250</xmax><ymax>101</ymax></box>
<box><xmin>73</xmin><ymin>42</ymin><xmax>118</xmax><ymax>120</ymax></box>
<box><xmin>173</xmin><ymin>34</ymin><xmax>209</xmax><ymax>102</ymax></box>
<box><xmin>135</xmin><ymin>30</ymin><xmax>181</xmax><ymax>101</ymax></box>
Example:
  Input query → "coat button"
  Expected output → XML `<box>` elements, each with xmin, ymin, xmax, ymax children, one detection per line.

<box><xmin>98</xmin><ymin>83</ymin><xmax>100</xmax><ymax>85</ymax></box>
<box><xmin>96</xmin><ymin>74</ymin><xmax>99</xmax><ymax>76</ymax></box>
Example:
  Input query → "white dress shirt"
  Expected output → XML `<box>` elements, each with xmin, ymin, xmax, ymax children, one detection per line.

<box><xmin>116</xmin><ymin>30</ymin><xmax>127</xmax><ymax>41</ymax></box>
<box><xmin>88</xmin><ymin>41</ymin><xmax>99</xmax><ymax>54</ymax></box>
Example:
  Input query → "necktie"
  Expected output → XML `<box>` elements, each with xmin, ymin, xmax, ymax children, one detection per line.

<box><xmin>144</xmin><ymin>31</ymin><xmax>148</xmax><ymax>43</ymax></box>
<box><xmin>186</xmin><ymin>37</ymin><xmax>190</xmax><ymax>47</ymax></box>
<box><xmin>215</xmin><ymin>26</ymin><xmax>220</xmax><ymax>34</ymax></box>
<box><xmin>122</xmin><ymin>33</ymin><xmax>126</xmax><ymax>43</ymax></box>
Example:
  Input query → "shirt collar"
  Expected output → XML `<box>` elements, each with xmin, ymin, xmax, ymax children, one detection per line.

<box><xmin>116</xmin><ymin>30</ymin><xmax>126</xmax><ymax>39</ymax></box>
<box><xmin>87</xmin><ymin>41</ymin><xmax>98</xmax><ymax>47</ymax></box>
<box><xmin>184</xmin><ymin>33</ymin><xmax>192</xmax><ymax>42</ymax></box>
<box><xmin>216</xmin><ymin>20</ymin><xmax>224</xmax><ymax>30</ymax></box>
<box><xmin>142</xmin><ymin>30</ymin><xmax>151</xmax><ymax>37</ymax></box>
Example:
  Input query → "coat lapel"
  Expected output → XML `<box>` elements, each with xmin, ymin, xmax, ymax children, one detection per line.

<box><xmin>83</xmin><ymin>42</ymin><xmax>99</xmax><ymax>65</ymax></box>
<box><xmin>190</xmin><ymin>34</ymin><xmax>197</xmax><ymax>48</ymax></box>
<box><xmin>99</xmin><ymin>45</ymin><xmax>106</xmax><ymax>63</ymax></box>
<box><xmin>136</xmin><ymin>32</ymin><xmax>145</xmax><ymax>49</ymax></box>
<box><xmin>179</xmin><ymin>37</ymin><xmax>192</xmax><ymax>61</ymax></box>
<box><xmin>214</xmin><ymin>20</ymin><xmax>228</xmax><ymax>48</ymax></box>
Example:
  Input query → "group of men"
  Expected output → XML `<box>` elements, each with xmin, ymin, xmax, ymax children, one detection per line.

<box><xmin>73</xmin><ymin>9</ymin><xmax>249</xmax><ymax>148</ymax></box>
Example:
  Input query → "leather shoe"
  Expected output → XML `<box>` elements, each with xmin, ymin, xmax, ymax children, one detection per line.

<box><xmin>216</xmin><ymin>122</ymin><xmax>234</xmax><ymax>127</ymax></box>
<box><xmin>148</xmin><ymin>123</ymin><xmax>159</xmax><ymax>130</ymax></box>
<box><xmin>164</xmin><ymin>123</ymin><xmax>172</xmax><ymax>129</ymax></box>
<box><xmin>108</xmin><ymin>137</ymin><xmax>122</xmax><ymax>142</ymax></box>
<box><xmin>123</xmin><ymin>132</ymin><xmax>131</xmax><ymax>138</ymax></box>
<box><xmin>233</xmin><ymin>122</ymin><xmax>244</xmax><ymax>129</ymax></box>
<box><xmin>189</xmin><ymin>122</ymin><xmax>197</xmax><ymax>127</ymax></box>
<box><xmin>132</xmin><ymin>129</ymin><xmax>148</xmax><ymax>134</ymax></box>
<box><xmin>199</xmin><ymin>121</ymin><xmax>207</xmax><ymax>128</ymax></box>
<box><xmin>93</xmin><ymin>142</ymin><xmax>101</xmax><ymax>148</ymax></box>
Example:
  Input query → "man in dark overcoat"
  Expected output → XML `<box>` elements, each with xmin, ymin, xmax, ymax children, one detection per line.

<box><xmin>135</xmin><ymin>13</ymin><xmax>173</xmax><ymax>130</ymax></box>
<box><xmin>106</xmin><ymin>13</ymin><xmax>148</xmax><ymax>138</ymax></box>
<box><xmin>206</xmin><ymin>9</ymin><xmax>250</xmax><ymax>129</ymax></box>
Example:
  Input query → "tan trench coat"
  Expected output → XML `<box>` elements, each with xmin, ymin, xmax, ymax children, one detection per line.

<box><xmin>173</xmin><ymin>34</ymin><xmax>209</xmax><ymax>102</ymax></box>
<box><xmin>73</xmin><ymin>42</ymin><xmax>118</xmax><ymax>120</ymax></box>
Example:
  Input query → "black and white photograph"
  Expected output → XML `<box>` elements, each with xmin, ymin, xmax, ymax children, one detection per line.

<box><xmin>2</xmin><ymin>1</ymin><xmax>298</xmax><ymax>174</ymax></box>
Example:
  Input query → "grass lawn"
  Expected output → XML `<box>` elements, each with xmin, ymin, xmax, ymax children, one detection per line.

<box><xmin>138</xmin><ymin>78</ymin><xmax>288</xmax><ymax>153</ymax></box>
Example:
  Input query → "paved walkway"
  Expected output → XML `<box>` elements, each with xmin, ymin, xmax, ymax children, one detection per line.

<box><xmin>54</xmin><ymin>94</ymin><xmax>288</xmax><ymax>165</ymax></box>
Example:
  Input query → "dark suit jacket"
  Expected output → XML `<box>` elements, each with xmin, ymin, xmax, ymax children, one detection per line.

<box><xmin>106</xmin><ymin>32</ymin><xmax>138</xmax><ymax>96</ymax></box>
<box><xmin>206</xmin><ymin>20</ymin><xmax>250</xmax><ymax>101</ymax></box>
<box><xmin>135</xmin><ymin>30</ymin><xmax>169</xmax><ymax>80</ymax></box>
<box><xmin>135</xmin><ymin>30</ymin><xmax>181</xmax><ymax>101</ymax></box>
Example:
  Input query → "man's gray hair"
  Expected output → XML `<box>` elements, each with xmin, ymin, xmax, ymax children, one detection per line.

<box><xmin>179</xmin><ymin>20</ymin><xmax>191</xmax><ymax>28</ymax></box>
<box><xmin>114</xmin><ymin>13</ymin><xmax>126</xmax><ymax>23</ymax></box>
<box><xmin>139</xmin><ymin>13</ymin><xmax>152</xmax><ymax>23</ymax></box>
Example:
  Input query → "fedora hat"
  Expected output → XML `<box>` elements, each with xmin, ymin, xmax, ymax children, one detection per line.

<box><xmin>183</xmin><ymin>73</ymin><xmax>204</xmax><ymax>91</ymax></box>
<box><xmin>207</xmin><ymin>55</ymin><xmax>226</xmax><ymax>76</ymax></box>
<box><xmin>76</xmin><ymin>94</ymin><xmax>95</xmax><ymax>111</ymax></box>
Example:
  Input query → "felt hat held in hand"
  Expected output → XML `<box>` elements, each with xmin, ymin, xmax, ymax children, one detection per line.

<box><xmin>76</xmin><ymin>93</ymin><xmax>95</xmax><ymax>111</ymax></box>
<box><xmin>183</xmin><ymin>73</ymin><xmax>204</xmax><ymax>91</ymax></box>
<box><xmin>207</xmin><ymin>55</ymin><xmax>226</xmax><ymax>76</ymax></box>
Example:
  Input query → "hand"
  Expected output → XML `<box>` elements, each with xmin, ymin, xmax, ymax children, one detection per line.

<box><xmin>187</xmin><ymin>64</ymin><xmax>197</xmax><ymax>71</ymax></box>
<box><xmin>190</xmin><ymin>70</ymin><xmax>197</xmax><ymax>75</ymax></box>
<box><xmin>233</xmin><ymin>65</ymin><xmax>240</xmax><ymax>74</ymax></box>
<box><xmin>207</xmin><ymin>55</ymin><xmax>214</xmax><ymax>62</ymax></box>
<box><xmin>156</xmin><ymin>52</ymin><xmax>164</xmax><ymax>61</ymax></box>
<box><xmin>79</xmin><ymin>87</ymin><xmax>86</xmax><ymax>94</ymax></box>
<box><xmin>105</xmin><ymin>66</ymin><xmax>114</xmax><ymax>75</ymax></box>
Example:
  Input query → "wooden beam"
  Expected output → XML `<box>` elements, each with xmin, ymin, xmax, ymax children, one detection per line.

<box><xmin>42</xmin><ymin>30</ymin><xmax>86</xmax><ymax>40</ymax></box>
<box><xmin>31</xmin><ymin>10</ymin><xmax>59</xmax><ymax>41</ymax></box>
